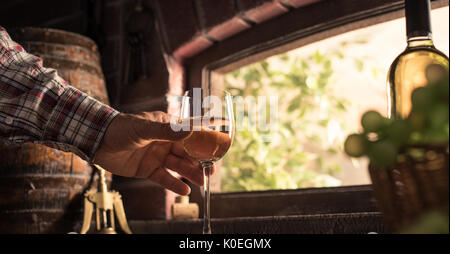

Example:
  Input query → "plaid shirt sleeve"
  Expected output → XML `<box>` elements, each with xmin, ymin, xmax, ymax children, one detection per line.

<box><xmin>0</xmin><ymin>26</ymin><xmax>119</xmax><ymax>162</ymax></box>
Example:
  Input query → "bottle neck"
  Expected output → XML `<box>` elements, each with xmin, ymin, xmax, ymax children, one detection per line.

<box><xmin>407</xmin><ymin>35</ymin><xmax>434</xmax><ymax>48</ymax></box>
<box><xmin>405</xmin><ymin>0</ymin><xmax>432</xmax><ymax>40</ymax></box>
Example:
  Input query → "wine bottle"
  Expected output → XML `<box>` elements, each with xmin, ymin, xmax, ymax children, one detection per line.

<box><xmin>387</xmin><ymin>0</ymin><xmax>449</xmax><ymax>119</ymax></box>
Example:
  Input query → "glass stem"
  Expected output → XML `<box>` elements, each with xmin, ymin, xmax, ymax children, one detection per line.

<box><xmin>202</xmin><ymin>162</ymin><xmax>213</xmax><ymax>234</ymax></box>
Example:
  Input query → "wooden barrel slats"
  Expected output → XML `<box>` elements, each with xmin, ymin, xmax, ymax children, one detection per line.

<box><xmin>0</xmin><ymin>28</ymin><xmax>111</xmax><ymax>234</ymax></box>
<box><xmin>0</xmin><ymin>210</ymin><xmax>78</xmax><ymax>234</ymax></box>
<box><xmin>0</xmin><ymin>143</ymin><xmax>93</xmax><ymax>175</ymax></box>
<box><xmin>11</xmin><ymin>27</ymin><xmax>109</xmax><ymax>105</ymax></box>
<box><xmin>0</xmin><ymin>189</ymin><xmax>75</xmax><ymax>211</ymax></box>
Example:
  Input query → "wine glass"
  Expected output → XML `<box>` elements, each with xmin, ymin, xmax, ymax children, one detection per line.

<box><xmin>177</xmin><ymin>88</ymin><xmax>235</xmax><ymax>234</ymax></box>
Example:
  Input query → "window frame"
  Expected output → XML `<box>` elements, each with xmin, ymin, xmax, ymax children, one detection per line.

<box><xmin>183</xmin><ymin>0</ymin><xmax>449</xmax><ymax>216</ymax></box>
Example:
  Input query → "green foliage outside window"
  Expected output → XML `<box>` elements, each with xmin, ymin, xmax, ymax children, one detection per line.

<box><xmin>221</xmin><ymin>39</ymin><xmax>376</xmax><ymax>192</ymax></box>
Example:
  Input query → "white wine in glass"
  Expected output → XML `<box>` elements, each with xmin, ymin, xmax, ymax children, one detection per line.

<box><xmin>179</xmin><ymin>89</ymin><xmax>234</xmax><ymax>234</ymax></box>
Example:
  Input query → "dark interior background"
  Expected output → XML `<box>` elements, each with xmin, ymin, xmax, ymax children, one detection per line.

<box><xmin>0</xmin><ymin>0</ymin><xmax>170</xmax><ymax>113</ymax></box>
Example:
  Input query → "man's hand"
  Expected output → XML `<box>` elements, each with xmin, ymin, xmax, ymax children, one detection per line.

<box><xmin>92</xmin><ymin>111</ymin><xmax>205</xmax><ymax>195</ymax></box>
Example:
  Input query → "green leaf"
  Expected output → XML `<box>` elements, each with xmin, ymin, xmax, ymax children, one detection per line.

<box><xmin>313</xmin><ymin>50</ymin><xmax>324</xmax><ymax>63</ymax></box>
<box><xmin>260</xmin><ymin>61</ymin><xmax>269</xmax><ymax>74</ymax></box>
<box><xmin>318</xmin><ymin>119</ymin><xmax>329</xmax><ymax>127</ymax></box>
<box><xmin>288</xmin><ymin>98</ymin><xmax>302</xmax><ymax>112</ymax></box>
<box><xmin>371</xmin><ymin>67</ymin><xmax>379</xmax><ymax>79</ymax></box>
<box><xmin>354</xmin><ymin>59</ymin><xmax>364</xmax><ymax>72</ymax></box>
<box><xmin>231</xmin><ymin>69</ymin><xmax>241</xmax><ymax>78</ymax></box>
<box><xmin>292</xmin><ymin>74</ymin><xmax>307</xmax><ymax>88</ymax></box>
<box><xmin>283</xmin><ymin>123</ymin><xmax>295</xmax><ymax>135</ymax></box>
<box><xmin>355</xmin><ymin>37</ymin><xmax>369</xmax><ymax>44</ymax></box>
<box><xmin>243</xmin><ymin>69</ymin><xmax>261</xmax><ymax>82</ymax></box>
<box><xmin>301</xmin><ymin>60</ymin><xmax>310</xmax><ymax>70</ymax></box>
<box><xmin>336</xmin><ymin>101</ymin><xmax>347</xmax><ymax>111</ymax></box>
<box><xmin>326</xmin><ymin>148</ymin><xmax>339</xmax><ymax>155</ymax></box>
<box><xmin>279</xmin><ymin>54</ymin><xmax>289</xmax><ymax>62</ymax></box>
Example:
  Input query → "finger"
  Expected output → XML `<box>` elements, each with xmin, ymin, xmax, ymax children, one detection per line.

<box><xmin>131</xmin><ymin>142</ymin><xmax>171</xmax><ymax>178</ymax></box>
<box><xmin>148</xmin><ymin>167</ymin><xmax>191</xmax><ymax>195</ymax></box>
<box><xmin>134</xmin><ymin>119</ymin><xmax>191</xmax><ymax>142</ymax></box>
<box><xmin>171</xmin><ymin>141</ymin><xmax>212</xmax><ymax>173</ymax></box>
<box><xmin>169</xmin><ymin>143</ymin><xmax>216</xmax><ymax>175</ymax></box>
<box><xmin>164</xmin><ymin>154</ymin><xmax>203</xmax><ymax>186</ymax></box>
<box><xmin>171</xmin><ymin>141</ymin><xmax>192</xmax><ymax>158</ymax></box>
<box><xmin>211</xmin><ymin>163</ymin><xmax>216</xmax><ymax>175</ymax></box>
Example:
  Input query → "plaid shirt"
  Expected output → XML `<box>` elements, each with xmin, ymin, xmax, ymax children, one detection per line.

<box><xmin>0</xmin><ymin>26</ymin><xmax>119</xmax><ymax>161</ymax></box>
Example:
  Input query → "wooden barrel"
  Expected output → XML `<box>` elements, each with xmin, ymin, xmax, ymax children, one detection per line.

<box><xmin>0</xmin><ymin>28</ymin><xmax>111</xmax><ymax>234</ymax></box>
<box><xmin>11</xmin><ymin>27</ymin><xmax>109</xmax><ymax>104</ymax></box>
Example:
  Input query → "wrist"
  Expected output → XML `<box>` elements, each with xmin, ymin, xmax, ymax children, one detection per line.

<box><xmin>44</xmin><ymin>86</ymin><xmax>120</xmax><ymax>161</ymax></box>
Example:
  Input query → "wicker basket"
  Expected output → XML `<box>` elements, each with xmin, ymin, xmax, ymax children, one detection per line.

<box><xmin>368</xmin><ymin>144</ymin><xmax>449</xmax><ymax>232</ymax></box>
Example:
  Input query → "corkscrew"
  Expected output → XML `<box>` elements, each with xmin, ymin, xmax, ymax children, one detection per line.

<box><xmin>80</xmin><ymin>164</ymin><xmax>132</xmax><ymax>234</ymax></box>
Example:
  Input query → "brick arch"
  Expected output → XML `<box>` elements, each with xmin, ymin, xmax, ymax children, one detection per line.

<box><xmin>153</xmin><ymin>0</ymin><xmax>321</xmax><ymax>62</ymax></box>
